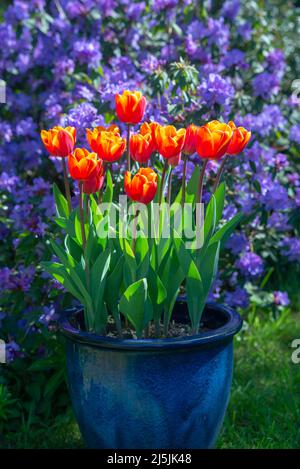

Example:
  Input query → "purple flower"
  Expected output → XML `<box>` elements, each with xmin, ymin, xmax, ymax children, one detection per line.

<box><xmin>54</xmin><ymin>57</ymin><xmax>75</xmax><ymax>76</ymax></box>
<box><xmin>267</xmin><ymin>212</ymin><xmax>291</xmax><ymax>231</ymax></box>
<box><xmin>221</xmin><ymin>0</ymin><xmax>240</xmax><ymax>20</ymax></box>
<box><xmin>290</xmin><ymin>124</ymin><xmax>300</xmax><ymax>145</ymax></box>
<box><xmin>273</xmin><ymin>291</ymin><xmax>290</xmax><ymax>307</ymax></box>
<box><xmin>62</xmin><ymin>102</ymin><xmax>104</xmax><ymax>141</ymax></box>
<box><xmin>39</xmin><ymin>305</ymin><xmax>59</xmax><ymax>325</ymax></box>
<box><xmin>222</xmin><ymin>49</ymin><xmax>246</xmax><ymax>69</ymax></box>
<box><xmin>224</xmin><ymin>287</ymin><xmax>249</xmax><ymax>309</ymax></box>
<box><xmin>5</xmin><ymin>341</ymin><xmax>23</xmax><ymax>363</ymax></box>
<box><xmin>0</xmin><ymin>268</ymin><xmax>11</xmax><ymax>292</ymax></box>
<box><xmin>237</xmin><ymin>22</ymin><xmax>252</xmax><ymax>41</ymax></box>
<box><xmin>281</xmin><ymin>237</ymin><xmax>300</xmax><ymax>262</ymax></box>
<box><xmin>236</xmin><ymin>252</ymin><xmax>264</xmax><ymax>278</ymax></box>
<box><xmin>252</xmin><ymin>72</ymin><xmax>280</xmax><ymax>99</ymax></box>
<box><xmin>263</xmin><ymin>181</ymin><xmax>291</xmax><ymax>211</ymax></box>
<box><xmin>225</xmin><ymin>233</ymin><xmax>249</xmax><ymax>255</ymax></box>
<box><xmin>73</xmin><ymin>39</ymin><xmax>102</xmax><ymax>69</ymax></box>
<box><xmin>198</xmin><ymin>73</ymin><xmax>234</xmax><ymax>110</ymax></box>
<box><xmin>0</xmin><ymin>172</ymin><xmax>20</xmax><ymax>193</ymax></box>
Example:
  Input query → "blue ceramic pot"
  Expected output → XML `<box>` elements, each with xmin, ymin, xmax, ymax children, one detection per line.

<box><xmin>59</xmin><ymin>300</ymin><xmax>242</xmax><ymax>449</ymax></box>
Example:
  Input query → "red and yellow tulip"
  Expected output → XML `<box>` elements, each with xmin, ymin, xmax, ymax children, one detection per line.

<box><xmin>227</xmin><ymin>121</ymin><xmax>251</xmax><ymax>155</ymax></box>
<box><xmin>140</xmin><ymin>121</ymin><xmax>160</xmax><ymax>151</ymax></box>
<box><xmin>86</xmin><ymin>128</ymin><xmax>126</xmax><ymax>163</ymax></box>
<box><xmin>183</xmin><ymin>124</ymin><xmax>198</xmax><ymax>155</ymax></box>
<box><xmin>68</xmin><ymin>148</ymin><xmax>99</xmax><ymax>181</ymax></box>
<box><xmin>115</xmin><ymin>90</ymin><xmax>146</xmax><ymax>125</ymax></box>
<box><xmin>130</xmin><ymin>132</ymin><xmax>154</xmax><ymax>164</ymax></box>
<box><xmin>155</xmin><ymin>125</ymin><xmax>186</xmax><ymax>160</ymax></box>
<box><xmin>41</xmin><ymin>126</ymin><xmax>76</xmax><ymax>157</ymax></box>
<box><xmin>196</xmin><ymin>120</ymin><xmax>233</xmax><ymax>160</ymax></box>
<box><xmin>124</xmin><ymin>167</ymin><xmax>157</xmax><ymax>205</ymax></box>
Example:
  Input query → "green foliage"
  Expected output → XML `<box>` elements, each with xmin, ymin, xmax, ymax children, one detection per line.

<box><xmin>44</xmin><ymin>166</ymin><xmax>243</xmax><ymax>338</ymax></box>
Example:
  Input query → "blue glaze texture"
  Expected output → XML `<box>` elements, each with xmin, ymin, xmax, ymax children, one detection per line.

<box><xmin>59</xmin><ymin>302</ymin><xmax>242</xmax><ymax>449</ymax></box>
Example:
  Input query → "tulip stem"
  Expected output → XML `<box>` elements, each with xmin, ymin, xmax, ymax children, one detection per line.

<box><xmin>196</xmin><ymin>159</ymin><xmax>208</xmax><ymax>205</ymax></box>
<box><xmin>167</xmin><ymin>168</ymin><xmax>173</xmax><ymax>205</ymax></box>
<box><xmin>62</xmin><ymin>158</ymin><xmax>72</xmax><ymax>215</ymax></box>
<box><xmin>98</xmin><ymin>162</ymin><xmax>107</xmax><ymax>205</ymax></box>
<box><xmin>158</xmin><ymin>159</ymin><xmax>168</xmax><ymax>205</ymax></box>
<box><xmin>132</xmin><ymin>208</ymin><xmax>139</xmax><ymax>254</ymax></box>
<box><xmin>212</xmin><ymin>155</ymin><xmax>228</xmax><ymax>193</ymax></box>
<box><xmin>85</xmin><ymin>194</ymin><xmax>90</xmax><ymax>219</ymax></box>
<box><xmin>79</xmin><ymin>182</ymin><xmax>90</xmax><ymax>294</ymax></box>
<box><xmin>79</xmin><ymin>182</ymin><xmax>87</xmax><ymax>249</ymax></box>
<box><xmin>196</xmin><ymin>159</ymin><xmax>208</xmax><ymax>226</ymax></box>
<box><xmin>181</xmin><ymin>153</ymin><xmax>188</xmax><ymax>208</ymax></box>
<box><xmin>126</xmin><ymin>124</ymin><xmax>131</xmax><ymax>171</ymax></box>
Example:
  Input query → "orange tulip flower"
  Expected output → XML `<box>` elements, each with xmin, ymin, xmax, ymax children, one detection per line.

<box><xmin>196</xmin><ymin>120</ymin><xmax>233</xmax><ymax>160</ymax></box>
<box><xmin>130</xmin><ymin>133</ymin><xmax>153</xmax><ymax>163</ymax></box>
<box><xmin>40</xmin><ymin>126</ymin><xmax>76</xmax><ymax>157</ymax></box>
<box><xmin>86</xmin><ymin>124</ymin><xmax>120</xmax><ymax>153</ymax></box>
<box><xmin>183</xmin><ymin>124</ymin><xmax>199</xmax><ymax>155</ymax></box>
<box><xmin>83</xmin><ymin>171</ymin><xmax>105</xmax><ymax>194</ymax></box>
<box><xmin>140</xmin><ymin>121</ymin><xmax>160</xmax><ymax>150</ymax></box>
<box><xmin>155</xmin><ymin>125</ymin><xmax>186</xmax><ymax>160</ymax></box>
<box><xmin>124</xmin><ymin>167</ymin><xmax>157</xmax><ymax>205</ymax></box>
<box><xmin>226</xmin><ymin>121</ymin><xmax>251</xmax><ymax>155</ymax></box>
<box><xmin>68</xmin><ymin>148</ymin><xmax>99</xmax><ymax>181</ymax></box>
<box><xmin>115</xmin><ymin>90</ymin><xmax>146</xmax><ymax>125</ymax></box>
<box><xmin>86</xmin><ymin>129</ymin><xmax>126</xmax><ymax>163</ymax></box>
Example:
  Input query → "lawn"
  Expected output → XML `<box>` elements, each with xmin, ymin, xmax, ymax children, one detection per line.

<box><xmin>2</xmin><ymin>311</ymin><xmax>300</xmax><ymax>449</ymax></box>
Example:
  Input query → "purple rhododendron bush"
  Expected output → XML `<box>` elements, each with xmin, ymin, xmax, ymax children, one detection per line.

<box><xmin>0</xmin><ymin>0</ymin><xmax>300</xmax><ymax>444</ymax></box>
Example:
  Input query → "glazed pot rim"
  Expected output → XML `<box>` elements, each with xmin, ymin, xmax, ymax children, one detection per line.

<box><xmin>58</xmin><ymin>301</ymin><xmax>243</xmax><ymax>351</ymax></box>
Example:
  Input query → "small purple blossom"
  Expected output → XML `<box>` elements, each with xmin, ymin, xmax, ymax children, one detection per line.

<box><xmin>273</xmin><ymin>291</ymin><xmax>290</xmax><ymax>307</ymax></box>
<box><xmin>236</xmin><ymin>252</ymin><xmax>264</xmax><ymax>278</ymax></box>
<box><xmin>224</xmin><ymin>287</ymin><xmax>249</xmax><ymax>309</ymax></box>
<box><xmin>281</xmin><ymin>237</ymin><xmax>300</xmax><ymax>262</ymax></box>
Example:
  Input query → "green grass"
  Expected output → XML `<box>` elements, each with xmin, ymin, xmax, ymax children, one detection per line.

<box><xmin>2</xmin><ymin>311</ymin><xmax>300</xmax><ymax>449</ymax></box>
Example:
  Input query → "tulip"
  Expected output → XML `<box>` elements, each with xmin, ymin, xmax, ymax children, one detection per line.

<box><xmin>124</xmin><ymin>167</ymin><xmax>157</xmax><ymax>205</ymax></box>
<box><xmin>86</xmin><ymin>124</ymin><xmax>120</xmax><ymax>154</ymax></box>
<box><xmin>68</xmin><ymin>148</ymin><xmax>99</xmax><ymax>181</ymax></box>
<box><xmin>130</xmin><ymin>133</ymin><xmax>153</xmax><ymax>164</ymax></box>
<box><xmin>155</xmin><ymin>125</ymin><xmax>186</xmax><ymax>159</ymax></box>
<box><xmin>211</xmin><ymin>122</ymin><xmax>251</xmax><ymax>193</ymax></box>
<box><xmin>140</xmin><ymin>121</ymin><xmax>160</xmax><ymax>151</ymax></box>
<box><xmin>183</xmin><ymin>124</ymin><xmax>198</xmax><ymax>155</ymax></box>
<box><xmin>83</xmin><ymin>160</ymin><xmax>105</xmax><ymax>194</ymax></box>
<box><xmin>196</xmin><ymin>120</ymin><xmax>233</xmax><ymax>160</ymax></box>
<box><xmin>40</xmin><ymin>126</ymin><xmax>76</xmax><ymax>215</ymax></box>
<box><xmin>115</xmin><ymin>90</ymin><xmax>146</xmax><ymax>125</ymax></box>
<box><xmin>86</xmin><ymin>129</ymin><xmax>126</xmax><ymax>163</ymax></box>
<box><xmin>40</xmin><ymin>126</ymin><xmax>76</xmax><ymax>157</ymax></box>
<box><xmin>227</xmin><ymin>121</ymin><xmax>251</xmax><ymax>155</ymax></box>
<box><xmin>181</xmin><ymin>124</ymin><xmax>199</xmax><ymax>207</ymax></box>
